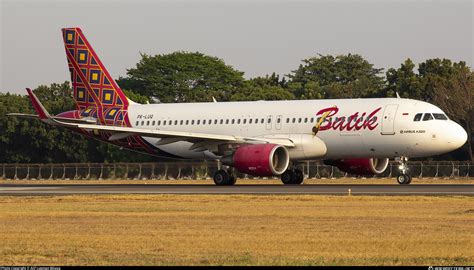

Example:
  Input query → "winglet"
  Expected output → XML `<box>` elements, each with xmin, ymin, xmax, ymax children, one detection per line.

<box><xmin>26</xmin><ymin>88</ymin><xmax>51</xmax><ymax>120</ymax></box>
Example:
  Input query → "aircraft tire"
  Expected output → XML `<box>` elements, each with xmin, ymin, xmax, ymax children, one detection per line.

<box><xmin>396</xmin><ymin>174</ymin><xmax>411</xmax><ymax>185</ymax></box>
<box><xmin>213</xmin><ymin>169</ymin><xmax>235</xmax><ymax>186</ymax></box>
<box><xmin>293</xmin><ymin>169</ymin><xmax>304</xmax><ymax>185</ymax></box>
<box><xmin>281</xmin><ymin>170</ymin><xmax>296</xmax><ymax>184</ymax></box>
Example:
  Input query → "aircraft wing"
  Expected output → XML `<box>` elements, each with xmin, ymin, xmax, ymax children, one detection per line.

<box><xmin>19</xmin><ymin>88</ymin><xmax>295</xmax><ymax>148</ymax></box>
<box><xmin>58</xmin><ymin>121</ymin><xmax>295</xmax><ymax>147</ymax></box>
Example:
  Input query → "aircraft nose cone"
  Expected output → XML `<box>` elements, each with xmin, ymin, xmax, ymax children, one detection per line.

<box><xmin>447</xmin><ymin>122</ymin><xmax>468</xmax><ymax>150</ymax></box>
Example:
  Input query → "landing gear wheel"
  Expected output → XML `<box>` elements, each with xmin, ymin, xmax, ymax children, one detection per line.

<box><xmin>281</xmin><ymin>170</ymin><xmax>296</xmax><ymax>185</ymax></box>
<box><xmin>281</xmin><ymin>169</ymin><xmax>304</xmax><ymax>185</ymax></box>
<box><xmin>228</xmin><ymin>173</ymin><xmax>237</xmax><ymax>185</ymax></box>
<box><xmin>406</xmin><ymin>174</ymin><xmax>412</xmax><ymax>184</ymax></box>
<box><xmin>396</xmin><ymin>174</ymin><xmax>411</xmax><ymax>185</ymax></box>
<box><xmin>293</xmin><ymin>169</ymin><xmax>304</xmax><ymax>184</ymax></box>
<box><xmin>213</xmin><ymin>169</ymin><xmax>236</xmax><ymax>186</ymax></box>
<box><xmin>395</xmin><ymin>156</ymin><xmax>412</xmax><ymax>185</ymax></box>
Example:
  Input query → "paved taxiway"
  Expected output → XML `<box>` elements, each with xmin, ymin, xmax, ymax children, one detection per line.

<box><xmin>0</xmin><ymin>184</ymin><xmax>473</xmax><ymax>195</ymax></box>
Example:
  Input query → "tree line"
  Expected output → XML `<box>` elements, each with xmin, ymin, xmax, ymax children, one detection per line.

<box><xmin>0</xmin><ymin>52</ymin><xmax>472</xmax><ymax>163</ymax></box>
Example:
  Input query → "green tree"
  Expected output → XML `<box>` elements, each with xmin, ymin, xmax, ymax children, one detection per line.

<box><xmin>0</xmin><ymin>83</ymin><xmax>90</xmax><ymax>163</ymax></box>
<box><xmin>118</xmin><ymin>52</ymin><xmax>246</xmax><ymax>103</ymax></box>
<box><xmin>288</xmin><ymin>54</ymin><xmax>385</xmax><ymax>99</ymax></box>
<box><xmin>0</xmin><ymin>83</ymin><xmax>153</xmax><ymax>163</ymax></box>
<box><xmin>230</xmin><ymin>74</ymin><xmax>294</xmax><ymax>101</ymax></box>
<box><xmin>385</xmin><ymin>58</ymin><xmax>423</xmax><ymax>98</ymax></box>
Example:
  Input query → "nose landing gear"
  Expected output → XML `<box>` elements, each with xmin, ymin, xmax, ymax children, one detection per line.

<box><xmin>396</xmin><ymin>157</ymin><xmax>412</xmax><ymax>185</ymax></box>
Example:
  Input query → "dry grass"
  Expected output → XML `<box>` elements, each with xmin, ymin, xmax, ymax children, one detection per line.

<box><xmin>0</xmin><ymin>195</ymin><xmax>473</xmax><ymax>266</ymax></box>
<box><xmin>1</xmin><ymin>177</ymin><xmax>473</xmax><ymax>185</ymax></box>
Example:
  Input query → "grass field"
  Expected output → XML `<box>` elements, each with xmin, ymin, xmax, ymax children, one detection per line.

<box><xmin>1</xmin><ymin>177</ymin><xmax>473</xmax><ymax>185</ymax></box>
<box><xmin>0</xmin><ymin>194</ymin><xmax>473</xmax><ymax>265</ymax></box>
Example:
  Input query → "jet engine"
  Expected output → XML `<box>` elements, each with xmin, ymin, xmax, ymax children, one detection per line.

<box><xmin>221</xmin><ymin>144</ymin><xmax>290</xmax><ymax>176</ymax></box>
<box><xmin>325</xmin><ymin>158</ymin><xmax>389</xmax><ymax>175</ymax></box>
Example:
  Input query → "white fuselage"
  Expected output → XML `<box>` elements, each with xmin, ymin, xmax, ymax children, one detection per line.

<box><xmin>127</xmin><ymin>98</ymin><xmax>467</xmax><ymax>161</ymax></box>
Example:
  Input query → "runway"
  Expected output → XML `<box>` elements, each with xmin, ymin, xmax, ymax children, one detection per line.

<box><xmin>0</xmin><ymin>184</ymin><xmax>473</xmax><ymax>195</ymax></box>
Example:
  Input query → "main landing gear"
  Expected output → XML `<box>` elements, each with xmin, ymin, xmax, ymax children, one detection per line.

<box><xmin>280</xmin><ymin>167</ymin><xmax>304</xmax><ymax>185</ymax></box>
<box><xmin>396</xmin><ymin>157</ymin><xmax>412</xmax><ymax>185</ymax></box>
<box><xmin>213</xmin><ymin>169</ymin><xmax>237</xmax><ymax>186</ymax></box>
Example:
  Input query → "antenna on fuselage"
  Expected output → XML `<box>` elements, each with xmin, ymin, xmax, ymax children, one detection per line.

<box><xmin>212</xmin><ymin>97</ymin><xmax>217</xmax><ymax>103</ymax></box>
<box><xmin>395</xmin><ymin>92</ymin><xmax>401</xmax><ymax>99</ymax></box>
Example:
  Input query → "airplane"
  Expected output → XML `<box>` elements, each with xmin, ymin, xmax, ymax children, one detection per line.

<box><xmin>9</xmin><ymin>27</ymin><xmax>468</xmax><ymax>185</ymax></box>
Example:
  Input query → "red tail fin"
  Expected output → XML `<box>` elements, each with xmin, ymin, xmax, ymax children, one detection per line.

<box><xmin>61</xmin><ymin>28</ymin><xmax>130</xmax><ymax>111</ymax></box>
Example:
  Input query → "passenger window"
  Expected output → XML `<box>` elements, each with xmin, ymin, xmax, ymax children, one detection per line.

<box><xmin>152</xmin><ymin>121</ymin><xmax>155</xmax><ymax>126</ymax></box>
<box><xmin>185</xmin><ymin>120</ymin><xmax>189</xmax><ymax>125</ymax></box>
<box><xmin>292</xmin><ymin>118</ymin><xmax>296</xmax><ymax>123</ymax></box>
<box><xmin>203</xmin><ymin>120</ymin><xmax>206</xmax><ymax>125</ymax></box>
<box><xmin>413</xmin><ymin>113</ymin><xmax>422</xmax><ymax>121</ymax></box>
<box><xmin>180</xmin><ymin>120</ymin><xmax>183</xmax><ymax>125</ymax></box>
<box><xmin>310</xmin><ymin>117</ymin><xmax>314</xmax><ymax>123</ymax></box>
<box><xmin>141</xmin><ymin>121</ymin><xmax>144</xmax><ymax>126</ymax></box>
<box><xmin>304</xmin><ymin>118</ymin><xmax>308</xmax><ymax>123</ymax></box>
<box><xmin>214</xmin><ymin>119</ymin><xmax>218</xmax><ymax>124</ymax></box>
<box><xmin>158</xmin><ymin>121</ymin><xmax>161</xmax><ymax>126</ymax></box>
<box><xmin>286</xmin><ymin>118</ymin><xmax>290</xmax><ymax>123</ymax></box>
<box><xmin>433</xmin><ymin>113</ymin><xmax>448</xmax><ymax>120</ymax></box>
<box><xmin>249</xmin><ymin>119</ymin><xmax>253</xmax><ymax>124</ymax></box>
<box><xmin>197</xmin><ymin>120</ymin><xmax>200</xmax><ymax>125</ymax></box>
<box><xmin>243</xmin><ymin>119</ymin><xmax>246</xmax><ymax>124</ymax></box>
<box><xmin>191</xmin><ymin>120</ymin><xmax>194</xmax><ymax>125</ymax></box>
<box><xmin>232</xmin><ymin>119</ymin><xmax>235</xmax><ymax>124</ymax></box>
<box><xmin>267</xmin><ymin>118</ymin><xmax>271</xmax><ymax>123</ymax></box>
<box><xmin>261</xmin><ymin>118</ymin><xmax>264</xmax><ymax>124</ymax></box>
<box><xmin>174</xmin><ymin>120</ymin><xmax>177</xmax><ymax>125</ymax></box>
<box><xmin>255</xmin><ymin>118</ymin><xmax>258</xmax><ymax>123</ymax></box>
<box><xmin>298</xmin><ymin>118</ymin><xmax>301</xmax><ymax>123</ymax></box>
<box><xmin>237</xmin><ymin>119</ymin><xmax>241</xmax><ymax>124</ymax></box>
<box><xmin>423</xmin><ymin>113</ymin><xmax>433</xmax><ymax>121</ymax></box>
<box><xmin>277</xmin><ymin>118</ymin><xmax>281</xmax><ymax>123</ymax></box>
<box><xmin>135</xmin><ymin>121</ymin><xmax>139</xmax><ymax>126</ymax></box>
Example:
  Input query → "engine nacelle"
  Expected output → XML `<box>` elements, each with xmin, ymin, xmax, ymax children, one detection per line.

<box><xmin>221</xmin><ymin>144</ymin><xmax>290</xmax><ymax>176</ymax></box>
<box><xmin>325</xmin><ymin>158</ymin><xmax>389</xmax><ymax>175</ymax></box>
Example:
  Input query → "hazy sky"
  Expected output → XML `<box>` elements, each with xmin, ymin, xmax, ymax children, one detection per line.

<box><xmin>1</xmin><ymin>0</ymin><xmax>472</xmax><ymax>94</ymax></box>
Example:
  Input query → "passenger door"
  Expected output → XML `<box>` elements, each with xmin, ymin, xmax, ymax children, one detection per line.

<box><xmin>381</xmin><ymin>104</ymin><xmax>399</xmax><ymax>135</ymax></box>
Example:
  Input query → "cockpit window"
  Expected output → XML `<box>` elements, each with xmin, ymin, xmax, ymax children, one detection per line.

<box><xmin>422</xmin><ymin>113</ymin><xmax>433</xmax><ymax>121</ymax></box>
<box><xmin>413</xmin><ymin>113</ymin><xmax>422</xmax><ymax>121</ymax></box>
<box><xmin>433</xmin><ymin>113</ymin><xmax>448</xmax><ymax>120</ymax></box>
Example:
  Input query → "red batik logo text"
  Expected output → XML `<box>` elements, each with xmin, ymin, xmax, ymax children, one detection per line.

<box><xmin>316</xmin><ymin>107</ymin><xmax>382</xmax><ymax>131</ymax></box>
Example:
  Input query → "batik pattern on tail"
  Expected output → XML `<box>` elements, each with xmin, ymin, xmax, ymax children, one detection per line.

<box><xmin>61</xmin><ymin>27</ymin><xmax>155</xmax><ymax>154</ymax></box>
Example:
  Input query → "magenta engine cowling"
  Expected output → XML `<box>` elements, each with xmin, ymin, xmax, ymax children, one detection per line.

<box><xmin>221</xmin><ymin>144</ymin><xmax>290</xmax><ymax>176</ymax></box>
<box><xmin>325</xmin><ymin>158</ymin><xmax>389</xmax><ymax>175</ymax></box>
